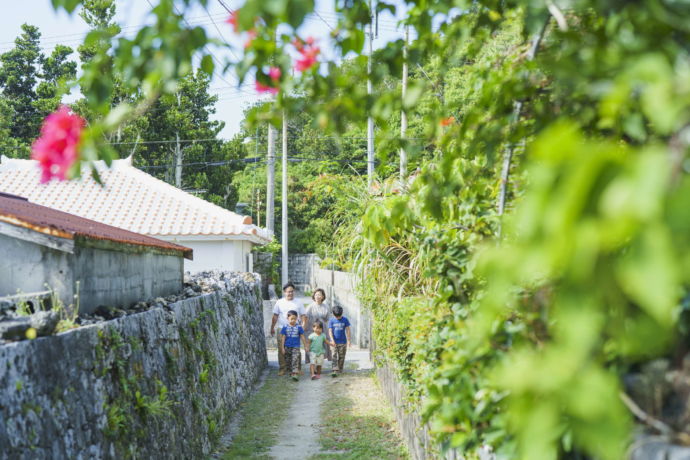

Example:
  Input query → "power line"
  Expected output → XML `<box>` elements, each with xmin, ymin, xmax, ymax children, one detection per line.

<box><xmin>216</xmin><ymin>0</ymin><xmax>235</xmax><ymax>16</ymax></box>
<box><xmin>202</xmin><ymin>2</ymin><xmax>241</xmax><ymax>61</ymax></box>
<box><xmin>311</xmin><ymin>10</ymin><xmax>335</xmax><ymax>32</ymax></box>
<box><xmin>137</xmin><ymin>157</ymin><xmax>263</xmax><ymax>169</ymax></box>
<box><xmin>145</xmin><ymin>0</ymin><xmax>247</xmax><ymax>94</ymax></box>
<box><xmin>0</xmin><ymin>133</ymin><xmax>428</xmax><ymax>149</ymax></box>
<box><xmin>0</xmin><ymin>13</ymin><xmax>234</xmax><ymax>51</ymax></box>
<box><xmin>135</xmin><ymin>154</ymin><xmax>386</xmax><ymax>170</ymax></box>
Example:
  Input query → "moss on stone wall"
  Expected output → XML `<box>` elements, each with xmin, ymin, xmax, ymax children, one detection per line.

<box><xmin>0</xmin><ymin>276</ymin><xmax>268</xmax><ymax>459</ymax></box>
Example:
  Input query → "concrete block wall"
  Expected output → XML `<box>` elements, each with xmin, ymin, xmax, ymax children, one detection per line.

<box><xmin>73</xmin><ymin>246</ymin><xmax>183</xmax><ymax>314</ymax></box>
<box><xmin>287</xmin><ymin>254</ymin><xmax>319</xmax><ymax>287</ymax></box>
<box><xmin>0</xmin><ymin>273</ymin><xmax>266</xmax><ymax>460</ymax></box>
<box><xmin>0</xmin><ymin>233</ymin><xmax>183</xmax><ymax>315</ymax></box>
<box><xmin>252</xmin><ymin>252</ymin><xmax>274</xmax><ymax>298</ymax></box>
<box><xmin>310</xmin><ymin>263</ymin><xmax>370</xmax><ymax>349</ymax></box>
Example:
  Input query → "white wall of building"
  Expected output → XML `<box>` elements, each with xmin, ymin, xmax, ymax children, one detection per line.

<box><xmin>158</xmin><ymin>237</ymin><xmax>255</xmax><ymax>274</ymax></box>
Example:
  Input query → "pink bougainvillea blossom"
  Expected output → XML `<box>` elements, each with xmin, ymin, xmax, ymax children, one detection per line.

<box><xmin>294</xmin><ymin>38</ymin><xmax>320</xmax><ymax>72</ymax></box>
<box><xmin>254</xmin><ymin>67</ymin><xmax>281</xmax><ymax>94</ymax></box>
<box><xmin>225</xmin><ymin>10</ymin><xmax>240</xmax><ymax>32</ymax></box>
<box><xmin>268</xmin><ymin>67</ymin><xmax>281</xmax><ymax>81</ymax></box>
<box><xmin>255</xmin><ymin>80</ymin><xmax>279</xmax><ymax>95</ymax></box>
<box><xmin>295</xmin><ymin>49</ymin><xmax>319</xmax><ymax>72</ymax></box>
<box><xmin>31</xmin><ymin>106</ymin><xmax>85</xmax><ymax>183</ymax></box>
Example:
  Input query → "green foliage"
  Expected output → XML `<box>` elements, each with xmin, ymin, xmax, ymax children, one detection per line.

<box><xmin>47</xmin><ymin>0</ymin><xmax>690</xmax><ymax>458</ymax></box>
<box><xmin>134</xmin><ymin>381</ymin><xmax>173</xmax><ymax>418</ymax></box>
<box><xmin>0</xmin><ymin>23</ymin><xmax>76</xmax><ymax>157</ymax></box>
<box><xmin>104</xmin><ymin>402</ymin><xmax>127</xmax><ymax>438</ymax></box>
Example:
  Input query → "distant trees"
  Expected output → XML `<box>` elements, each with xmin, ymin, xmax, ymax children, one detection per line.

<box><xmin>0</xmin><ymin>24</ymin><xmax>76</xmax><ymax>157</ymax></box>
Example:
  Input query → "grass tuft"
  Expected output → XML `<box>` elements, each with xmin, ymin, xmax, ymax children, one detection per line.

<box><xmin>310</xmin><ymin>369</ymin><xmax>409</xmax><ymax>460</ymax></box>
<box><xmin>220</xmin><ymin>370</ymin><xmax>296</xmax><ymax>459</ymax></box>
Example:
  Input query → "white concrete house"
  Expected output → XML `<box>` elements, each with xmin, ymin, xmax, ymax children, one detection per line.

<box><xmin>0</xmin><ymin>156</ymin><xmax>271</xmax><ymax>273</ymax></box>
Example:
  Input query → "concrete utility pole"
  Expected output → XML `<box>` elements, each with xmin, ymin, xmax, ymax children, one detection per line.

<box><xmin>400</xmin><ymin>25</ymin><xmax>409</xmax><ymax>180</ymax></box>
<box><xmin>174</xmin><ymin>93</ymin><xmax>182</xmax><ymax>188</ymax></box>
<box><xmin>367</xmin><ymin>0</ymin><xmax>375</xmax><ymax>185</ymax></box>
<box><xmin>175</xmin><ymin>132</ymin><xmax>182</xmax><ymax>188</ymax></box>
<box><xmin>497</xmin><ymin>19</ymin><xmax>549</xmax><ymax>236</ymax></box>
<box><xmin>266</xmin><ymin>123</ymin><xmax>276</xmax><ymax>233</ymax></box>
<box><xmin>281</xmin><ymin>111</ymin><xmax>288</xmax><ymax>286</ymax></box>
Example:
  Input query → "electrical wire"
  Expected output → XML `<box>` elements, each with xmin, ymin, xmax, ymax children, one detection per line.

<box><xmin>135</xmin><ymin>154</ymin><xmax>386</xmax><ymax>170</ymax></box>
<box><xmin>144</xmin><ymin>0</ymin><xmax>247</xmax><ymax>94</ymax></box>
<box><xmin>202</xmin><ymin>2</ymin><xmax>241</xmax><ymax>61</ymax></box>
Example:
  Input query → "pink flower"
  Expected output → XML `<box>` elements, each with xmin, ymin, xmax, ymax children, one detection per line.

<box><xmin>295</xmin><ymin>46</ymin><xmax>320</xmax><ymax>72</ymax></box>
<box><xmin>225</xmin><ymin>10</ymin><xmax>240</xmax><ymax>33</ymax></box>
<box><xmin>268</xmin><ymin>67</ymin><xmax>281</xmax><ymax>81</ymax></box>
<box><xmin>293</xmin><ymin>37</ymin><xmax>320</xmax><ymax>72</ymax></box>
<box><xmin>255</xmin><ymin>81</ymin><xmax>278</xmax><ymax>95</ymax></box>
<box><xmin>31</xmin><ymin>106</ymin><xmax>85</xmax><ymax>183</ymax></box>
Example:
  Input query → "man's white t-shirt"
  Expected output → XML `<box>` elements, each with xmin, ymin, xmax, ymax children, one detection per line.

<box><xmin>273</xmin><ymin>298</ymin><xmax>306</xmax><ymax>328</ymax></box>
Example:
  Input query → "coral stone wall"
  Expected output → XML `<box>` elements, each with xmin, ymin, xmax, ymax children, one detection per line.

<box><xmin>0</xmin><ymin>273</ymin><xmax>266</xmax><ymax>460</ymax></box>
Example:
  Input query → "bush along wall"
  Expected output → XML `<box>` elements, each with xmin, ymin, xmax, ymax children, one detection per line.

<box><xmin>0</xmin><ymin>272</ymin><xmax>267</xmax><ymax>460</ymax></box>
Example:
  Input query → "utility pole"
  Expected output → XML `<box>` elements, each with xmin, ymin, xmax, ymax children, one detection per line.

<box><xmin>174</xmin><ymin>92</ymin><xmax>182</xmax><ymax>188</ymax></box>
<box><xmin>400</xmin><ymin>25</ymin><xmax>409</xmax><ymax>180</ymax></box>
<box><xmin>497</xmin><ymin>19</ymin><xmax>549</xmax><ymax>236</ymax></box>
<box><xmin>367</xmin><ymin>0</ymin><xmax>375</xmax><ymax>185</ymax></box>
<box><xmin>281</xmin><ymin>110</ymin><xmax>288</xmax><ymax>286</ymax></box>
<box><xmin>254</xmin><ymin>127</ymin><xmax>260</xmax><ymax>227</ymax></box>
<box><xmin>266</xmin><ymin>123</ymin><xmax>276</xmax><ymax>233</ymax></box>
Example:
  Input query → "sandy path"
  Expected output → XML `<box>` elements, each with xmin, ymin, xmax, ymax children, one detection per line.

<box><xmin>267</xmin><ymin>367</ymin><xmax>329</xmax><ymax>459</ymax></box>
<box><xmin>267</xmin><ymin>349</ymin><xmax>372</xmax><ymax>459</ymax></box>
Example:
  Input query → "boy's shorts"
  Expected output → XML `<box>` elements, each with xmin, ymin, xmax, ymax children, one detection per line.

<box><xmin>312</xmin><ymin>354</ymin><xmax>325</xmax><ymax>366</ymax></box>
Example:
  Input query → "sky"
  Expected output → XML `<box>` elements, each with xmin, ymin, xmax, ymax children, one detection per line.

<box><xmin>0</xmin><ymin>0</ymin><xmax>408</xmax><ymax>140</ymax></box>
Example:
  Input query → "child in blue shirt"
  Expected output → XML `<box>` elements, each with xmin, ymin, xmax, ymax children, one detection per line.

<box><xmin>328</xmin><ymin>305</ymin><xmax>351</xmax><ymax>377</ymax></box>
<box><xmin>280</xmin><ymin>310</ymin><xmax>308</xmax><ymax>381</ymax></box>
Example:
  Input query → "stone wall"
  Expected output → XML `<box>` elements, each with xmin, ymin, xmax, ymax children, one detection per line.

<box><xmin>0</xmin><ymin>273</ymin><xmax>266</xmax><ymax>460</ymax></box>
<box><xmin>377</xmin><ymin>363</ymin><xmax>492</xmax><ymax>460</ymax></box>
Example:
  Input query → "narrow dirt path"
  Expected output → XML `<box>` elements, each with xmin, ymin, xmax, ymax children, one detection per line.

<box><xmin>266</xmin><ymin>348</ymin><xmax>381</xmax><ymax>459</ymax></box>
<box><xmin>214</xmin><ymin>348</ymin><xmax>407</xmax><ymax>459</ymax></box>
<box><xmin>266</xmin><ymin>350</ymin><xmax>335</xmax><ymax>459</ymax></box>
<box><xmin>214</xmin><ymin>291</ymin><xmax>407</xmax><ymax>459</ymax></box>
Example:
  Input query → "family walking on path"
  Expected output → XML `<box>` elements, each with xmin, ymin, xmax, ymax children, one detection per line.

<box><xmin>213</xmin><ymin>284</ymin><xmax>409</xmax><ymax>459</ymax></box>
<box><xmin>270</xmin><ymin>283</ymin><xmax>352</xmax><ymax>381</ymax></box>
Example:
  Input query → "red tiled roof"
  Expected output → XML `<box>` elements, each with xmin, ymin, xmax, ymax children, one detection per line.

<box><xmin>0</xmin><ymin>193</ymin><xmax>193</xmax><ymax>259</ymax></box>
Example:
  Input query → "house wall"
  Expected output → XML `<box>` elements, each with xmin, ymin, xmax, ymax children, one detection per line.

<box><xmin>0</xmin><ymin>273</ymin><xmax>267</xmax><ymax>460</ymax></box>
<box><xmin>0</xmin><ymin>233</ymin><xmax>184</xmax><ymax>315</ymax></box>
<box><xmin>73</xmin><ymin>246</ymin><xmax>183</xmax><ymax>313</ymax></box>
<box><xmin>175</xmin><ymin>239</ymin><xmax>254</xmax><ymax>274</ymax></box>
<box><xmin>0</xmin><ymin>233</ymin><xmax>74</xmax><ymax>308</ymax></box>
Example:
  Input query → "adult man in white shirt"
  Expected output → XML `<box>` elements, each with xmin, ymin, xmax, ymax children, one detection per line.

<box><xmin>270</xmin><ymin>282</ymin><xmax>307</xmax><ymax>375</ymax></box>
